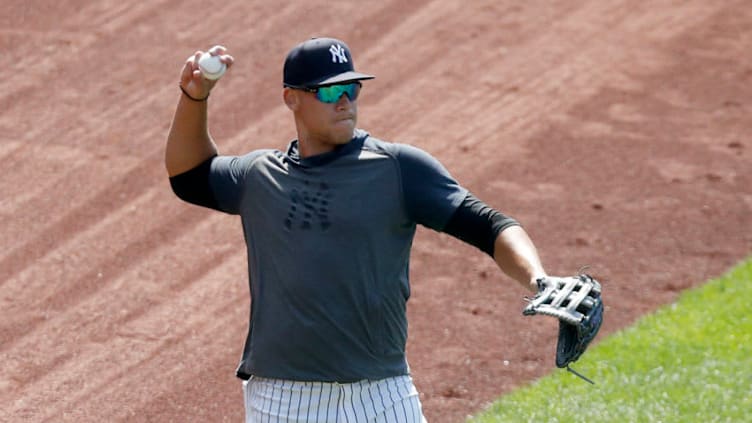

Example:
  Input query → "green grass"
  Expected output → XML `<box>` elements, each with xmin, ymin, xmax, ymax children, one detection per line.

<box><xmin>470</xmin><ymin>257</ymin><xmax>752</xmax><ymax>423</ymax></box>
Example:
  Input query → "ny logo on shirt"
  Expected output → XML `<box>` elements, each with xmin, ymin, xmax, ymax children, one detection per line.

<box><xmin>329</xmin><ymin>44</ymin><xmax>348</xmax><ymax>64</ymax></box>
<box><xmin>284</xmin><ymin>181</ymin><xmax>332</xmax><ymax>231</ymax></box>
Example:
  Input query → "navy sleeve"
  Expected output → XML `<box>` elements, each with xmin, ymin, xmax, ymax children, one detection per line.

<box><xmin>169</xmin><ymin>150</ymin><xmax>269</xmax><ymax>215</ymax></box>
<box><xmin>394</xmin><ymin>144</ymin><xmax>468</xmax><ymax>230</ymax></box>
<box><xmin>442</xmin><ymin>192</ymin><xmax>520</xmax><ymax>257</ymax></box>
<box><xmin>169</xmin><ymin>156</ymin><xmax>219</xmax><ymax>209</ymax></box>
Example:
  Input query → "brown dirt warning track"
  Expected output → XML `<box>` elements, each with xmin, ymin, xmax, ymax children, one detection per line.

<box><xmin>1</xmin><ymin>1</ymin><xmax>751</xmax><ymax>422</ymax></box>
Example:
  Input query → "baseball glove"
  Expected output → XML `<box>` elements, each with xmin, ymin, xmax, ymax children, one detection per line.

<box><xmin>523</xmin><ymin>274</ymin><xmax>604</xmax><ymax>381</ymax></box>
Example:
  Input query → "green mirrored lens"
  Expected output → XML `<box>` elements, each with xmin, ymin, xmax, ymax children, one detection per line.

<box><xmin>316</xmin><ymin>83</ymin><xmax>359</xmax><ymax>103</ymax></box>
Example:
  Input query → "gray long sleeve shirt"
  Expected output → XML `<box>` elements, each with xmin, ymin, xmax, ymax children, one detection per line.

<box><xmin>207</xmin><ymin>130</ymin><xmax>467</xmax><ymax>382</ymax></box>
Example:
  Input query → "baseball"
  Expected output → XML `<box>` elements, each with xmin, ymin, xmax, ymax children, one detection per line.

<box><xmin>198</xmin><ymin>52</ymin><xmax>226</xmax><ymax>80</ymax></box>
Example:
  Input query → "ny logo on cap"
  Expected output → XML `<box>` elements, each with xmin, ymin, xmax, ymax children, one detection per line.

<box><xmin>329</xmin><ymin>44</ymin><xmax>348</xmax><ymax>64</ymax></box>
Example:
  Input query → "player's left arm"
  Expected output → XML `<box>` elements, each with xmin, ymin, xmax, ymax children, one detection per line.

<box><xmin>492</xmin><ymin>224</ymin><xmax>546</xmax><ymax>292</ymax></box>
<box><xmin>441</xmin><ymin>194</ymin><xmax>545</xmax><ymax>291</ymax></box>
<box><xmin>392</xmin><ymin>143</ymin><xmax>546</xmax><ymax>291</ymax></box>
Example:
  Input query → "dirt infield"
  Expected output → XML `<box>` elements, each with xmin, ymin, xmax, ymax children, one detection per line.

<box><xmin>1</xmin><ymin>1</ymin><xmax>750</xmax><ymax>422</ymax></box>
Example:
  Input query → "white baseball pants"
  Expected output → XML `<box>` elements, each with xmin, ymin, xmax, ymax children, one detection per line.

<box><xmin>242</xmin><ymin>375</ymin><xmax>427</xmax><ymax>422</ymax></box>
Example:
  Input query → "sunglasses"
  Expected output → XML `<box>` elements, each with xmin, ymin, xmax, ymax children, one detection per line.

<box><xmin>287</xmin><ymin>82</ymin><xmax>362</xmax><ymax>103</ymax></box>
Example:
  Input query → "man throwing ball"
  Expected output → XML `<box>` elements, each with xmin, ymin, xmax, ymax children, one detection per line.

<box><xmin>166</xmin><ymin>37</ymin><xmax>554</xmax><ymax>422</ymax></box>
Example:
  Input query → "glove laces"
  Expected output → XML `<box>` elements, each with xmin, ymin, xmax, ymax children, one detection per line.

<box><xmin>566</xmin><ymin>365</ymin><xmax>595</xmax><ymax>385</ymax></box>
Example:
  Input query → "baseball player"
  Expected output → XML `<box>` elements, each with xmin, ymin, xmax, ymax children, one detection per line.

<box><xmin>166</xmin><ymin>38</ymin><xmax>548</xmax><ymax>422</ymax></box>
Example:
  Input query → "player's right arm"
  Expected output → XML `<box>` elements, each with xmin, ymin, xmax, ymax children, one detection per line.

<box><xmin>165</xmin><ymin>47</ymin><xmax>233</xmax><ymax>177</ymax></box>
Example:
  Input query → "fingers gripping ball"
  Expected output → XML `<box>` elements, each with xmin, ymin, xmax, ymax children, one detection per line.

<box><xmin>523</xmin><ymin>274</ymin><xmax>604</xmax><ymax>379</ymax></box>
<box><xmin>198</xmin><ymin>52</ymin><xmax>227</xmax><ymax>80</ymax></box>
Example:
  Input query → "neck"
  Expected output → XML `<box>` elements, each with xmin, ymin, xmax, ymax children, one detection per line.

<box><xmin>296</xmin><ymin>128</ymin><xmax>355</xmax><ymax>158</ymax></box>
<box><xmin>298</xmin><ymin>136</ymin><xmax>336</xmax><ymax>158</ymax></box>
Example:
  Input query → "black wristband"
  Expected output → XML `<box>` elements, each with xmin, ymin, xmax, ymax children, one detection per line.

<box><xmin>179</xmin><ymin>85</ymin><xmax>209</xmax><ymax>102</ymax></box>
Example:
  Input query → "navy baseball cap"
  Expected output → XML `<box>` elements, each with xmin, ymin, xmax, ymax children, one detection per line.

<box><xmin>283</xmin><ymin>37</ymin><xmax>374</xmax><ymax>88</ymax></box>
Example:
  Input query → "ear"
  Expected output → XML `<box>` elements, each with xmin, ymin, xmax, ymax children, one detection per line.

<box><xmin>283</xmin><ymin>88</ymin><xmax>299</xmax><ymax>111</ymax></box>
